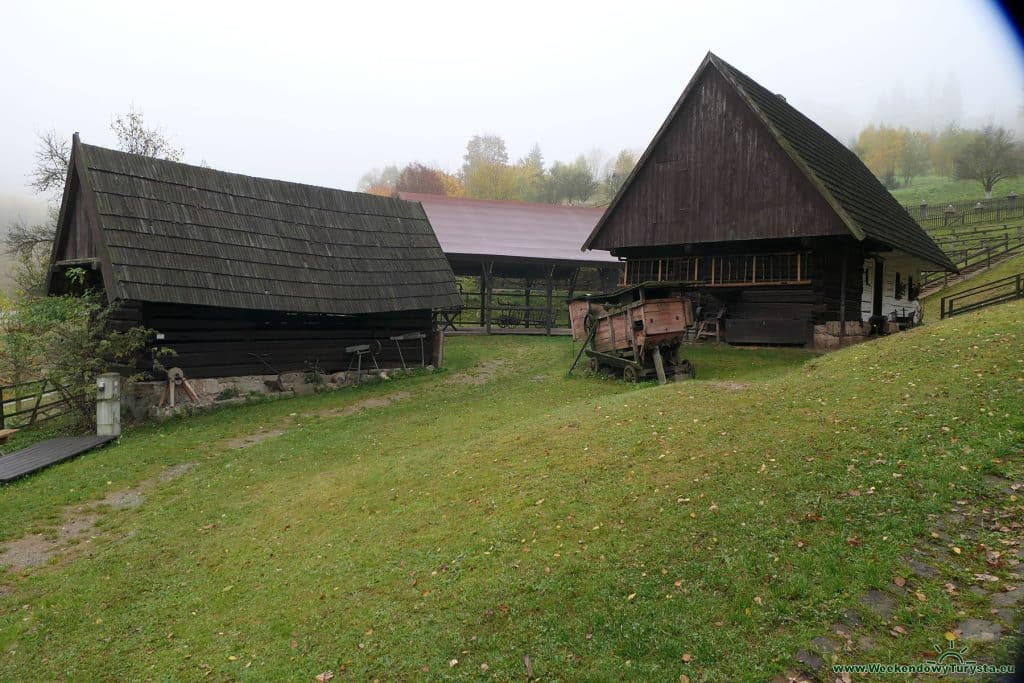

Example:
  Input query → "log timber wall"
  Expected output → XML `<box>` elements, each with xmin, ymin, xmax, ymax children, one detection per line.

<box><xmin>109</xmin><ymin>301</ymin><xmax>435</xmax><ymax>378</ymax></box>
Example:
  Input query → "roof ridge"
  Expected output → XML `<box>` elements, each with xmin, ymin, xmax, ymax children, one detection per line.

<box><xmin>399</xmin><ymin>192</ymin><xmax>605</xmax><ymax>213</ymax></box>
<box><xmin>707</xmin><ymin>56</ymin><xmax>954</xmax><ymax>271</ymax></box>
<box><xmin>79</xmin><ymin>141</ymin><xmax>425</xmax><ymax>220</ymax></box>
<box><xmin>583</xmin><ymin>54</ymin><xmax>955</xmax><ymax>271</ymax></box>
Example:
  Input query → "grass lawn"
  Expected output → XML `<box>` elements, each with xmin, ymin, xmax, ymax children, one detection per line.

<box><xmin>890</xmin><ymin>175</ymin><xmax>1023</xmax><ymax>207</ymax></box>
<box><xmin>0</xmin><ymin>308</ymin><xmax>1022</xmax><ymax>680</ymax></box>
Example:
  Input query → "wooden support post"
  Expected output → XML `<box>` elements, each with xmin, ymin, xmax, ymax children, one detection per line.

<box><xmin>28</xmin><ymin>379</ymin><xmax>47</xmax><ymax>425</ymax></box>
<box><xmin>839</xmin><ymin>248</ymin><xmax>848</xmax><ymax>346</ymax></box>
<box><xmin>482</xmin><ymin>262</ymin><xmax>493</xmax><ymax>335</ymax></box>
<box><xmin>652</xmin><ymin>346</ymin><xmax>667</xmax><ymax>385</ymax></box>
<box><xmin>566</xmin><ymin>267</ymin><xmax>580</xmax><ymax>301</ymax></box>
<box><xmin>544</xmin><ymin>266</ymin><xmax>556</xmax><ymax>336</ymax></box>
<box><xmin>478</xmin><ymin>264</ymin><xmax>487</xmax><ymax>327</ymax></box>
<box><xmin>432</xmin><ymin>328</ymin><xmax>445</xmax><ymax>368</ymax></box>
<box><xmin>524</xmin><ymin>279</ymin><xmax>532</xmax><ymax>328</ymax></box>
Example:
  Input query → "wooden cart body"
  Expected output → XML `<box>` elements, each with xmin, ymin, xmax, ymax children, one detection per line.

<box><xmin>568</xmin><ymin>282</ymin><xmax>695</xmax><ymax>382</ymax></box>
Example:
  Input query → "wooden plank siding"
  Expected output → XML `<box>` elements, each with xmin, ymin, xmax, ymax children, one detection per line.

<box><xmin>590</xmin><ymin>66</ymin><xmax>849</xmax><ymax>251</ymax></box>
<box><xmin>127</xmin><ymin>303</ymin><xmax>435</xmax><ymax>378</ymax></box>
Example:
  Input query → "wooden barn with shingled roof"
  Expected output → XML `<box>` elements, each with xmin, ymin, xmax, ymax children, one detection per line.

<box><xmin>47</xmin><ymin>134</ymin><xmax>461</xmax><ymax>378</ymax></box>
<box><xmin>582</xmin><ymin>52</ymin><xmax>956</xmax><ymax>348</ymax></box>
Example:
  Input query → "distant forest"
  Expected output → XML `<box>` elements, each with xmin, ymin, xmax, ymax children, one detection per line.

<box><xmin>357</xmin><ymin>134</ymin><xmax>638</xmax><ymax>207</ymax></box>
<box><xmin>359</xmin><ymin>122</ymin><xmax>1023</xmax><ymax>209</ymax></box>
<box><xmin>851</xmin><ymin>123</ymin><xmax>1023</xmax><ymax>199</ymax></box>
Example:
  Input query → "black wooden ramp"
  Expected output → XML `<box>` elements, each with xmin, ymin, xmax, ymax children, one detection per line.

<box><xmin>0</xmin><ymin>435</ymin><xmax>116</xmax><ymax>483</ymax></box>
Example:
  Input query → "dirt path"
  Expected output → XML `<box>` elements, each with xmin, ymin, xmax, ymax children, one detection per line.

<box><xmin>225</xmin><ymin>429</ymin><xmax>287</xmax><ymax>449</ymax></box>
<box><xmin>227</xmin><ymin>358</ymin><xmax>513</xmax><ymax>449</ymax></box>
<box><xmin>0</xmin><ymin>462</ymin><xmax>196</xmax><ymax>573</ymax></box>
<box><xmin>302</xmin><ymin>391</ymin><xmax>412</xmax><ymax>419</ymax></box>
<box><xmin>443</xmin><ymin>359</ymin><xmax>511</xmax><ymax>386</ymax></box>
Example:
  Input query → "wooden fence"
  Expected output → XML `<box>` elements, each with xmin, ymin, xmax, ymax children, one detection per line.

<box><xmin>920</xmin><ymin>225</ymin><xmax>1024</xmax><ymax>290</ymax></box>
<box><xmin>940</xmin><ymin>271</ymin><xmax>1024</xmax><ymax>319</ymax></box>
<box><xmin>906</xmin><ymin>195</ymin><xmax>1024</xmax><ymax>230</ymax></box>
<box><xmin>0</xmin><ymin>379</ymin><xmax>74</xmax><ymax>429</ymax></box>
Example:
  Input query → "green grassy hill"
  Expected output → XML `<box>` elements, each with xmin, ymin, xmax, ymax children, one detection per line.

<box><xmin>890</xmin><ymin>175</ymin><xmax>1022</xmax><ymax>207</ymax></box>
<box><xmin>0</xmin><ymin>310</ymin><xmax>1022</xmax><ymax>680</ymax></box>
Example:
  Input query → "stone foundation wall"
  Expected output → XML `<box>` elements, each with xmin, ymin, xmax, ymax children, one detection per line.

<box><xmin>126</xmin><ymin>367</ymin><xmax>429</xmax><ymax>420</ymax></box>
<box><xmin>812</xmin><ymin>320</ymin><xmax>905</xmax><ymax>350</ymax></box>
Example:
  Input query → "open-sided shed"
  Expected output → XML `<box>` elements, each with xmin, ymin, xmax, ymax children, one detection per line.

<box><xmin>583</xmin><ymin>53</ymin><xmax>955</xmax><ymax>348</ymax></box>
<box><xmin>399</xmin><ymin>192</ymin><xmax>621</xmax><ymax>333</ymax></box>
<box><xmin>48</xmin><ymin>135</ymin><xmax>461</xmax><ymax>377</ymax></box>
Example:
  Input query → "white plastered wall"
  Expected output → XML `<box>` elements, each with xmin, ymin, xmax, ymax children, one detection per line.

<box><xmin>860</xmin><ymin>250</ymin><xmax>929</xmax><ymax>322</ymax></box>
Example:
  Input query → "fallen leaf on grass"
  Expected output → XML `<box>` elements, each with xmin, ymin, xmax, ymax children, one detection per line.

<box><xmin>894</xmin><ymin>576</ymin><xmax>906</xmax><ymax>588</ymax></box>
<box><xmin>845</xmin><ymin>536</ymin><xmax>862</xmax><ymax>547</ymax></box>
<box><xmin>681</xmin><ymin>653</ymin><xmax>693</xmax><ymax>662</ymax></box>
<box><xmin>315</xmin><ymin>672</ymin><xmax>334</xmax><ymax>683</ymax></box>
<box><xmin>680</xmin><ymin>675</ymin><xmax>690</xmax><ymax>683</ymax></box>
<box><xmin>914</xmin><ymin>591</ymin><xmax>927</xmax><ymax>602</ymax></box>
<box><xmin>627</xmin><ymin>593</ymin><xmax>637</xmax><ymax>601</ymax></box>
<box><xmin>889</xmin><ymin>625</ymin><xmax>907</xmax><ymax>637</ymax></box>
<box><xmin>952</xmin><ymin>546</ymin><xmax>962</xmax><ymax>555</ymax></box>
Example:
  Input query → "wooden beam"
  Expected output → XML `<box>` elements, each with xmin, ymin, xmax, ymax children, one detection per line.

<box><xmin>839</xmin><ymin>248</ymin><xmax>848</xmax><ymax>346</ymax></box>
<box><xmin>566</xmin><ymin>267</ymin><xmax>581</xmax><ymax>300</ymax></box>
<box><xmin>482</xmin><ymin>262</ymin><xmax>494</xmax><ymax>335</ymax></box>
<box><xmin>545</xmin><ymin>266</ymin><xmax>556</xmax><ymax>336</ymax></box>
<box><xmin>478</xmin><ymin>264</ymin><xmax>487</xmax><ymax>327</ymax></box>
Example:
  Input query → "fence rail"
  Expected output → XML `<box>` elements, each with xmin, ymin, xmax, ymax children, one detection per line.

<box><xmin>940</xmin><ymin>271</ymin><xmax>1024</xmax><ymax>319</ymax></box>
<box><xmin>0</xmin><ymin>378</ymin><xmax>75</xmax><ymax>429</ymax></box>
<box><xmin>921</xmin><ymin>236</ymin><xmax>1024</xmax><ymax>290</ymax></box>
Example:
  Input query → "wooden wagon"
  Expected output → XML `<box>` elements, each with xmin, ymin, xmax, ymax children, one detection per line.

<box><xmin>568</xmin><ymin>282</ymin><xmax>695</xmax><ymax>383</ymax></box>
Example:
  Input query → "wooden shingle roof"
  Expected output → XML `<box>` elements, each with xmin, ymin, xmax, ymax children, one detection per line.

<box><xmin>64</xmin><ymin>136</ymin><xmax>461</xmax><ymax>315</ymax></box>
<box><xmin>584</xmin><ymin>53</ymin><xmax>955</xmax><ymax>271</ymax></box>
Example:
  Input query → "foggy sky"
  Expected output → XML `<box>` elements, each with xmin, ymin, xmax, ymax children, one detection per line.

<box><xmin>1</xmin><ymin>0</ymin><xmax>1022</xmax><ymax>204</ymax></box>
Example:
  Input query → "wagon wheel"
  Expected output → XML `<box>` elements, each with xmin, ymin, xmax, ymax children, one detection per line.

<box><xmin>622</xmin><ymin>365</ymin><xmax>640</xmax><ymax>383</ymax></box>
<box><xmin>676</xmin><ymin>359</ymin><xmax>696</xmax><ymax>380</ymax></box>
<box><xmin>588</xmin><ymin>357</ymin><xmax>602</xmax><ymax>374</ymax></box>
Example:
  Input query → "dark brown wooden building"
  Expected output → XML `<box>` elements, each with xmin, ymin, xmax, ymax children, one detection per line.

<box><xmin>582</xmin><ymin>53</ymin><xmax>956</xmax><ymax>347</ymax></box>
<box><xmin>47</xmin><ymin>135</ymin><xmax>461</xmax><ymax>377</ymax></box>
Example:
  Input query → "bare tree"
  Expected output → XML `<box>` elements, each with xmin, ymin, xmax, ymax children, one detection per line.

<box><xmin>110</xmin><ymin>107</ymin><xmax>183</xmax><ymax>161</ymax></box>
<box><xmin>953</xmin><ymin>125</ymin><xmax>1023</xmax><ymax>198</ymax></box>
<box><xmin>29</xmin><ymin>131</ymin><xmax>71</xmax><ymax>197</ymax></box>
<box><xmin>6</xmin><ymin>108</ymin><xmax>185</xmax><ymax>293</ymax></box>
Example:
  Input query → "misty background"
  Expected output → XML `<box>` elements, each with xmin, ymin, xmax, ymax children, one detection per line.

<box><xmin>2</xmin><ymin>0</ymin><xmax>1023</xmax><ymax>260</ymax></box>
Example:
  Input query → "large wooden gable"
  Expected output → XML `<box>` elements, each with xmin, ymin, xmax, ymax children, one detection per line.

<box><xmin>583</xmin><ymin>53</ymin><xmax>954</xmax><ymax>272</ymax></box>
<box><xmin>48</xmin><ymin>135</ymin><xmax>462</xmax><ymax>315</ymax></box>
